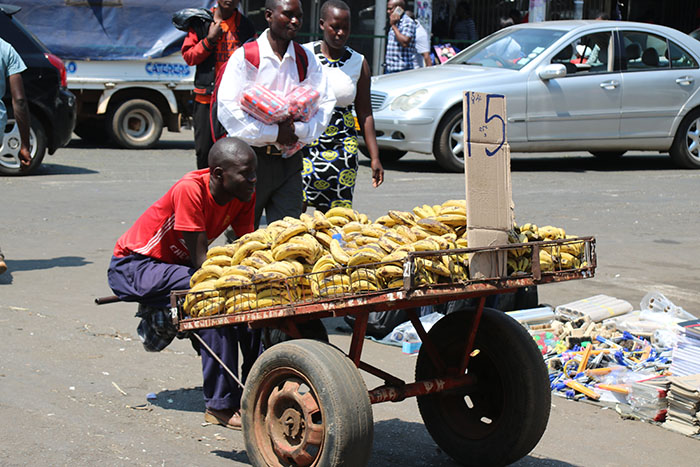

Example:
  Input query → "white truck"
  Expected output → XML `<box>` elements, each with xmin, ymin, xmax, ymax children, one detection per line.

<box><xmin>12</xmin><ymin>0</ymin><xmax>202</xmax><ymax>149</ymax></box>
<box><xmin>65</xmin><ymin>55</ymin><xmax>194</xmax><ymax>148</ymax></box>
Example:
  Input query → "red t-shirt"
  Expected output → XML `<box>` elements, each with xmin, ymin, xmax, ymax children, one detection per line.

<box><xmin>113</xmin><ymin>169</ymin><xmax>255</xmax><ymax>264</ymax></box>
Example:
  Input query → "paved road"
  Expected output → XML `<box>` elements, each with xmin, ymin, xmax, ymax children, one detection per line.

<box><xmin>1</xmin><ymin>131</ymin><xmax>698</xmax><ymax>466</ymax></box>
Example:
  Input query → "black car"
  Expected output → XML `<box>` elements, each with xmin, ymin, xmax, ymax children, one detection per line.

<box><xmin>1</xmin><ymin>3</ymin><xmax>76</xmax><ymax>175</ymax></box>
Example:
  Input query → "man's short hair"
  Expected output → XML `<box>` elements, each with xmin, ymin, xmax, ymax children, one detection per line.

<box><xmin>320</xmin><ymin>0</ymin><xmax>350</xmax><ymax>20</ymax></box>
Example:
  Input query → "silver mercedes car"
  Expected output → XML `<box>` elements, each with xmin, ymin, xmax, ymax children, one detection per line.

<box><xmin>369</xmin><ymin>20</ymin><xmax>700</xmax><ymax>171</ymax></box>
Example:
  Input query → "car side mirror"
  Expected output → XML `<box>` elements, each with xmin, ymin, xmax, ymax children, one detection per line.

<box><xmin>538</xmin><ymin>64</ymin><xmax>567</xmax><ymax>80</ymax></box>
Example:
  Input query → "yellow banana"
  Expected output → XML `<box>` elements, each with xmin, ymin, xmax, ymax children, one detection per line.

<box><xmin>375</xmin><ymin>215</ymin><xmax>397</xmax><ymax>227</ymax></box>
<box><xmin>193</xmin><ymin>297</ymin><xmax>225</xmax><ymax>317</ymax></box>
<box><xmin>377</xmin><ymin>264</ymin><xmax>403</xmax><ymax>279</ymax></box>
<box><xmin>202</xmin><ymin>255</ymin><xmax>233</xmax><ymax>268</ymax></box>
<box><xmin>351</xmin><ymin>279</ymin><xmax>379</xmax><ymax>292</ymax></box>
<box><xmin>329</xmin><ymin>238</ymin><xmax>350</xmax><ymax>265</ymax></box>
<box><xmin>350</xmin><ymin>268</ymin><xmax>379</xmax><ymax>284</ymax></box>
<box><xmin>325</xmin><ymin>206</ymin><xmax>358</xmax><ymax>221</ymax></box>
<box><xmin>326</xmin><ymin>215</ymin><xmax>350</xmax><ymax>227</ymax></box>
<box><xmin>207</xmin><ymin>245</ymin><xmax>236</xmax><ymax>258</ymax></box>
<box><xmin>272</xmin><ymin>241</ymin><xmax>316</xmax><ymax>263</ymax></box>
<box><xmin>341</xmin><ymin>221</ymin><xmax>363</xmax><ymax>235</ymax></box>
<box><xmin>214</xmin><ymin>274</ymin><xmax>253</xmax><ymax>289</ymax></box>
<box><xmin>251</xmin><ymin>270</ymin><xmax>288</xmax><ymax>285</ymax></box>
<box><xmin>412</xmin><ymin>205</ymin><xmax>433</xmax><ymax>219</ymax></box>
<box><xmin>388</xmin><ymin>210</ymin><xmax>416</xmax><ymax>226</ymax></box>
<box><xmin>417</xmin><ymin>218</ymin><xmax>452</xmax><ymax>236</ymax></box>
<box><xmin>231</xmin><ymin>240</ymin><xmax>269</xmax><ymax>265</ymax></box>
<box><xmin>220</xmin><ymin>264</ymin><xmax>257</xmax><ymax>279</ymax></box>
<box><xmin>250</xmin><ymin>249</ymin><xmax>274</xmax><ymax>264</ymax></box>
<box><xmin>347</xmin><ymin>249</ymin><xmax>384</xmax><ymax>267</ymax></box>
<box><xmin>189</xmin><ymin>265</ymin><xmax>224</xmax><ymax>288</ymax></box>
<box><xmin>272</xmin><ymin>222</ymin><xmax>308</xmax><ymax>249</ymax></box>
<box><xmin>441</xmin><ymin>199</ymin><xmax>466</xmax><ymax>209</ymax></box>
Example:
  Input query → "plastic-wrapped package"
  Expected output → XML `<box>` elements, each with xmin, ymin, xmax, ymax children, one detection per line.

<box><xmin>382</xmin><ymin>312</ymin><xmax>445</xmax><ymax>344</ymax></box>
<box><xmin>240</xmin><ymin>84</ymin><xmax>288</xmax><ymax>125</ymax></box>
<box><xmin>640</xmin><ymin>291</ymin><xmax>695</xmax><ymax>321</ymax></box>
<box><xmin>286</xmin><ymin>85</ymin><xmax>321</xmax><ymax>122</ymax></box>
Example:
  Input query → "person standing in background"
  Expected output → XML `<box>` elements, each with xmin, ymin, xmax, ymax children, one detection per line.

<box><xmin>384</xmin><ymin>0</ymin><xmax>417</xmax><ymax>74</ymax></box>
<box><xmin>406</xmin><ymin>10</ymin><xmax>431</xmax><ymax>68</ymax></box>
<box><xmin>301</xmin><ymin>0</ymin><xmax>384</xmax><ymax>212</ymax></box>
<box><xmin>452</xmin><ymin>2</ymin><xmax>478</xmax><ymax>43</ymax></box>
<box><xmin>181</xmin><ymin>0</ymin><xmax>256</xmax><ymax>169</ymax></box>
<box><xmin>0</xmin><ymin>38</ymin><xmax>32</xmax><ymax>274</ymax></box>
<box><xmin>217</xmin><ymin>0</ymin><xmax>336</xmax><ymax>228</ymax></box>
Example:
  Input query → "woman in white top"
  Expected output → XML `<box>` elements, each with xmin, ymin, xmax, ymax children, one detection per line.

<box><xmin>301</xmin><ymin>0</ymin><xmax>384</xmax><ymax>211</ymax></box>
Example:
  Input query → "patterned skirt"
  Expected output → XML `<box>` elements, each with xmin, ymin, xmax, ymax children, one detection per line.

<box><xmin>302</xmin><ymin>106</ymin><xmax>359</xmax><ymax>212</ymax></box>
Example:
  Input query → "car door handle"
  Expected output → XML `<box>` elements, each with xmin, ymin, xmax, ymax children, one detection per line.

<box><xmin>599</xmin><ymin>80</ymin><xmax>619</xmax><ymax>90</ymax></box>
<box><xmin>676</xmin><ymin>76</ymin><xmax>694</xmax><ymax>86</ymax></box>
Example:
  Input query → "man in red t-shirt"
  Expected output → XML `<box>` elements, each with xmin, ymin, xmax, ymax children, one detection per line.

<box><xmin>108</xmin><ymin>137</ymin><xmax>258</xmax><ymax>430</ymax></box>
<box><xmin>181</xmin><ymin>0</ymin><xmax>256</xmax><ymax>169</ymax></box>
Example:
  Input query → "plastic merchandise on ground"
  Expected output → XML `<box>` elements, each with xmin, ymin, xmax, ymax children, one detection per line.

<box><xmin>380</xmin><ymin>312</ymin><xmax>444</xmax><ymax>346</ymax></box>
<box><xmin>518</xmin><ymin>291</ymin><xmax>700</xmax><ymax>433</ymax></box>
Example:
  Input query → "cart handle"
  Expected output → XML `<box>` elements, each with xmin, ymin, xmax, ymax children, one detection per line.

<box><xmin>95</xmin><ymin>295</ymin><xmax>122</xmax><ymax>305</ymax></box>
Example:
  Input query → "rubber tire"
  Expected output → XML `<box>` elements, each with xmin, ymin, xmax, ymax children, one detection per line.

<box><xmin>262</xmin><ymin>319</ymin><xmax>329</xmax><ymax>348</ymax></box>
<box><xmin>107</xmin><ymin>99</ymin><xmax>163</xmax><ymax>149</ymax></box>
<box><xmin>0</xmin><ymin>115</ymin><xmax>47</xmax><ymax>176</ymax></box>
<box><xmin>74</xmin><ymin>119</ymin><xmax>109</xmax><ymax>143</ymax></box>
<box><xmin>433</xmin><ymin>107</ymin><xmax>465</xmax><ymax>173</ymax></box>
<box><xmin>359</xmin><ymin>145</ymin><xmax>407</xmax><ymax>162</ymax></box>
<box><xmin>242</xmin><ymin>339</ymin><xmax>373</xmax><ymax>467</ymax></box>
<box><xmin>415</xmin><ymin>307</ymin><xmax>550</xmax><ymax>467</ymax></box>
<box><xmin>670</xmin><ymin>108</ymin><xmax>700</xmax><ymax>168</ymax></box>
<box><xmin>590</xmin><ymin>151</ymin><xmax>625</xmax><ymax>160</ymax></box>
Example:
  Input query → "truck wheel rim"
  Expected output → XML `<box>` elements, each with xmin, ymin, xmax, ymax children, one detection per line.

<box><xmin>253</xmin><ymin>368</ymin><xmax>325</xmax><ymax>466</ymax></box>
<box><xmin>685</xmin><ymin>116</ymin><xmax>700</xmax><ymax>162</ymax></box>
<box><xmin>0</xmin><ymin>119</ymin><xmax>37</xmax><ymax>169</ymax></box>
<box><xmin>122</xmin><ymin>110</ymin><xmax>154</xmax><ymax>140</ymax></box>
<box><xmin>449</xmin><ymin>118</ymin><xmax>465</xmax><ymax>161</ymax></box>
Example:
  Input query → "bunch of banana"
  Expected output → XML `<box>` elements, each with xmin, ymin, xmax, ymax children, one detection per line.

<box><xmin>184</xmin><ymin>200</ymin><xmax>590</xmax><ymax>318</ymax></box>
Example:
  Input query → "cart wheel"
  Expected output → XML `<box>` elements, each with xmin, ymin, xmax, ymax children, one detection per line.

<box><xmin>415</xmin><ymin>308</ymin><xmax>550</xmax><ymax>466</ymax></box>
<box><xmin>242</xmin><ymin>339</ymin><xmax>373</xmax><ymax>467</ymax></box>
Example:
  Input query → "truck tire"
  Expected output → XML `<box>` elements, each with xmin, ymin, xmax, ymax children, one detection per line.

<box><xmin>107</xmin><ymin>99</ymin><xmax>163</xmax><ymax>149</ymax></box>
<box><xmin>433</xmin><ymin>107</ymin><xmax>465</xmax><ymax>173</ymax></box>
<box><xmin>0</xmin><ymin>115</ymin><xmax>47</xmax><ymax>175</ymax></box>
<box><xmin>415</xmin><ymin>307</ymin><xmax>550</xmax><ymax>466</ymax></box>
<box><xmin>242</xmin><ymin>339</ymin><xmax>373</xmax><ymax>467</ymax></box>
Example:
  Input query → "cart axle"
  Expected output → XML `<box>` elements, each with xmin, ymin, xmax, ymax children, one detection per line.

<box><xmin>368</xmin><ymin>374</ymin><xmax>474</xmax><ymax>404</ymax></box>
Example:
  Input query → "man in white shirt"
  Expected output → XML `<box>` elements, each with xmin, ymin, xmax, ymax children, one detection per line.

<box><xmin>217</xmin><ymin>0</ymin><xmax>336</xmax><ymax>227</ymax></box>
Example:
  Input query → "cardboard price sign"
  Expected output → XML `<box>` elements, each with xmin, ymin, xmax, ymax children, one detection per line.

<box><xmin>463</xmin><ymin>91</ymin><xmax>514</xmax><ymax>278</ymax></box>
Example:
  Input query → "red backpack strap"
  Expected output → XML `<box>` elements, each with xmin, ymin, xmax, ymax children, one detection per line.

<box><xmin>243</xmin><ymin>41</ymin><xmax>260</xmax><ymax>69</ymax></box>
<box><xmin>293</xmin><ymin>41</ymin><xmax>308</xmax><ymax>82</ymax></box>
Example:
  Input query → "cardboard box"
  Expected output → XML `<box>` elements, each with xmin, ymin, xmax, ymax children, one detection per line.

<box><xmin>463</xmin><ymin>91</ymin><xmax>514</xmax><ymax>279</ymax></box>
<box><xmin>467</xmin><ymin>228</ymin><xmax>509</xmax><ymax>278</ymax></box>
<box><xmin>463</xmin><ymin>141</ymin><xmax>513</xmax><ymax>229</ymax></box>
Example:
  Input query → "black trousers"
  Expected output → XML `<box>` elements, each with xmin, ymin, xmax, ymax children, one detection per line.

<box><xmin>253</xmin><ymin>147</ymin><xmax>304</xmax><ymax>228</ymax></box>
<box><xmin>193</xmin><ymin>100</ymin><xmax>214</xmax><ymax>170</ymax></box>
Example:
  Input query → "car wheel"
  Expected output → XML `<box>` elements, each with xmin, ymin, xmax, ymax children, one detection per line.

<box><xmin>359</xmin><ymin>145</ymin><xmax>407</xmax><ymax>162</ymax></box>
<box><xmin>0</xmin><ymin>115</ymin><xmax>47</xmax><ymax>176</ymax></box>
<box><xmin>670</xmin><ymin>108</ymin><xmax>700</xmax><ymax>169</ymax></box>
<box><xmin>590</xmin><ymin>151</ymin><xmax>625</xmax><ymax>160</ymax></box>
<box><xmin>74</xmin><ymin>119</ymin><xmax>109</xmax><ymax>143</ymax></box>
<box><xmin>433</xmin><ymin>107</ymin><xmax>465</xmax><ymax>173</ymax></box>
<box><xmin>107</xmin><ymin>99</ymin><xmax>163</xmax><ymax>149</ymax></box>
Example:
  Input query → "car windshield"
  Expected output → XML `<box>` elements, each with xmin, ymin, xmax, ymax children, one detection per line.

<box><xmin>446</xmin><ymin>28</ymin><xmax>567</xmax><ymax>70</ymax></box>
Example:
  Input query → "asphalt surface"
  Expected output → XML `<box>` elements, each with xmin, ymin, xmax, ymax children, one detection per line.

<box><xmin>1</xmin><ymin>131</ymin><xmax>698</xmax><ymax>466</ymax></box>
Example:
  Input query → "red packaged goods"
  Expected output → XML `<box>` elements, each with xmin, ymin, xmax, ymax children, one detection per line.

<box><xmin>286</xmin><ymin>85</ymin><xmax>321</xmax><ymax>122</ymax></box>
<box><xmin>241</xmin><ymin>84</ymin><xmax>287</xmax><ymax>124</ymax></box>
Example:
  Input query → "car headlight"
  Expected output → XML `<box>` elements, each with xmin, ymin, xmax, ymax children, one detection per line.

<box><xmin>390</xmin><ymin>89</ymin><xmax>428</xmax><ymax>111</ymax></box>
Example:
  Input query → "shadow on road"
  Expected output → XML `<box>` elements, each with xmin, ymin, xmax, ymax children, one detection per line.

<box><xmin>0</xmin><ymin>256</ymin><xmax>92</xmax><ymax>284</ymax></box>
<box><xmin>150</xmin><ymin>386</ymin><xmax>205</xmax><ymax>413</ymax></box>
<box><xmin>17</xmin><ymin>163</ymin><xmax>99</xmax><ymax>176</ymax></box>
<box><xmin>67</xmin><ymin>137</ymin><xmax>194</xmax><ymax>151</ymax></box>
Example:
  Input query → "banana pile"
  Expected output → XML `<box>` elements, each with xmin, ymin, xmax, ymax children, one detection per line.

<box><xmin>508</xmin><ymin>223</ymin><xmax>587</xmax><ymax>274</ymax></box>
<box><xmin>183</xmin><ymin>201</ymin><xmax>588</xmax><ymax>318</ymax></box>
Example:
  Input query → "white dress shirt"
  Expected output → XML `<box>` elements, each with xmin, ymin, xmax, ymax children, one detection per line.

<box><xmin>217</xmin><ymin>29</ymin><xmax>336</xmax><ymax>149</ymax></box>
